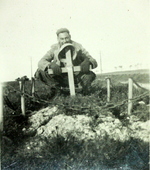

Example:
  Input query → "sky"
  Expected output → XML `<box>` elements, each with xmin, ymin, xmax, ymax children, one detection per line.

<box><xmin>0</xmin><ymin>0</ymin><xmax>149</xmax><ymax>82</ymax></box>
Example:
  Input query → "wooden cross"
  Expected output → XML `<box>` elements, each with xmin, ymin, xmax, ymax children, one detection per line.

<box><xmin>48</xmin><ymin>49</ymin><xmax>81</xmax><ymax>96</ymax></box>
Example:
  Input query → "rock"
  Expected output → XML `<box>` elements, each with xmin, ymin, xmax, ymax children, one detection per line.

<box><xmin>28</xmin><ymin>106</ymin><xmax>58</xmax><ymax>130</ymax></box>
<box><xmin>36</xmin><ymin>114</ymin><xmax>95</xmax><ymax>141</ymax></box>
<box><xmin>23</xmin><ymin>106</ymin><xmax>149</xmax><ymax>150</ymax></box>
<box><xmin>129</xmin><ymin>120</ymin><xmax>150</xmax><ymax>142</ymax></box>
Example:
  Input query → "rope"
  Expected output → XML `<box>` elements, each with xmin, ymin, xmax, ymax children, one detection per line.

<box><xmin>5</xmin><ymin>84</ymin><xmax>52</xmax><ymax>104</ymax></box>
<box><xmin>132</xmin><ymin>79</ymin><xmax>149</xmax><ymax>91</ymax></box>
<box><xmin>3</xmin><ymin>81</ymin><xmax>149</xmax><ymax>117</ymax></box>
<box><xmin>131</xmin><ymin>92</ymin><xmax>149</xmax><ymax>101</ymax></box>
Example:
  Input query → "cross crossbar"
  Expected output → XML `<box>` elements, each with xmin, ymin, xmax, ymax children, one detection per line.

<box><xmin>48</xmin><ymin>49</ymin><xmax>81</xmax><ymax>96</ymax></box>
<box><xmin>48</xmin><ymin>66</ymin><xmax>81</xmax><ymax>74</ymax></box>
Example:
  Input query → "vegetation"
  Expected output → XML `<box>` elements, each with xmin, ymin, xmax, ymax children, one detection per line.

<box><xmin>2</xmin><ymin>70</ymin><xmax>149</xmax><ymax>170</ymax></box>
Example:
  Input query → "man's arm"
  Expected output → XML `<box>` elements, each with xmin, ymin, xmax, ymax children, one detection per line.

<box><xmin>79</xmin><ymin>45</ymin><xmax>98</xmax><ymax>69</ymax></box>
<box><xmin>38</xmin><ymin>49</ymin><xmax>54</xmax><ymax>71</ymax></box>
<box><xmin>38</xmin><ymin>45</ymin><xmax>62</xmax><ymax>75</ymax></box>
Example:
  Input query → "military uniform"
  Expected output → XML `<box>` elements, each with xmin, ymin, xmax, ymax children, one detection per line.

<box><xmin>35</xmin><ymin>40</ymin><xmax>97</xmax><ymax>94</ymax></box>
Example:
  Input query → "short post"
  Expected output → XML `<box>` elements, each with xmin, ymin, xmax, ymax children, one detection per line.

<box><xmin>0</xmin><ymin>83</ymin><xmax>3</xmax><ymax>170</ymax></box>
<box><xmin>66</xmin><ymin>49</ymin><xmax>75</xmax><ymax>96</ymax></box>
<box><xmin>31</xmin><ymin>77</ymin><xmax>35</xmax><ymax>97</ymax></box>
<box><xmin>128</xmin><ymin>78</ymin><xmax>133</xmax><ymax>115</ymax></box>
<box><xmin>19</xmin><ymin>80</ymin><xmax>26</xmax><ymax>116</ymax></box>
<box><xmin>0</xmin><ymin>83</ymin><xmax>4</xmax><ymax>132</ymax></box>
<box><xmin>106</xmin><ymin>77</ymin><xmax>111</xmax><ymax>102</ymax></box>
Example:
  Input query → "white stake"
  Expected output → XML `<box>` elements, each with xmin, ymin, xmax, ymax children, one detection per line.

<box><xmin>0</xmin><ymin>83</ymin><xmax>3</xmax><ymax>132</ymax></box>
<box><xmin>31</xmin><ymin>77</ymin><xmax>35</xmax><ymax>97</ymax></box>
<box><xmin>0</xmin><ymin>82</ymin><xmax>4</xmax><ymax>170</ymax></box>
<box><xmin>106</xmin><ymin>78</ymin><xmax>111</xmax><ymax>102</ymax></box>
<box><xmin>128</xmin><ymin>78</ymin><xmax>133</xmax><ymax>115</ymax></box>
<box><xmin>19</xmin><ymin>80</ymin><xmax>25</xmax><ymax>116</ymax></box>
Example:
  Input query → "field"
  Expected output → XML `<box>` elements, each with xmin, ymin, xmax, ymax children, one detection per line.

<box><xmin>1</xmin><ymin>69</ymin><xmax>150</xmax><ymax>170</ymax></box>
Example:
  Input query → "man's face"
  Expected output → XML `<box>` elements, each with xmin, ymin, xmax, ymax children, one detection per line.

<box><xmin>57</xmin><ymin>32</ymin><xmax>71</xmax><ymax>46</ymax></box>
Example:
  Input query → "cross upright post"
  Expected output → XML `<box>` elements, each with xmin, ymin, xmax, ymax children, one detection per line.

<box><xmin>65</xmin><ymin>49</ymin><xmax>75</xmax><ymax>96</ymax></box>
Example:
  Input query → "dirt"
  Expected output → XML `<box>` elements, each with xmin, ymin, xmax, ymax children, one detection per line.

<box><xmin>22</xmin><ymin>106</ymin><xmax>149</xmax><ymax>146</ymax></box>
<box><xmin>4</xmin><ymin>103</ymin><xmax>146</xmax><ymax>170</ymax></box>
<box><xmin>2</xmin><ymin>71</ymin><xmax>150</xmax><ymax>169</ymax></box>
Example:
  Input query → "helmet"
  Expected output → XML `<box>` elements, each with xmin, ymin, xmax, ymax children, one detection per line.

<box><xmin>58</xmin><ymin>43</ymin><xmax>76</xmax><ymax>60</ymax></box>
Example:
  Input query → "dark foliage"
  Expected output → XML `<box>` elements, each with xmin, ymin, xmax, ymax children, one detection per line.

<box><xmin>2</xmin><ymin>73</ymin><xmax>149</xmax><ymax>170</ymax></box>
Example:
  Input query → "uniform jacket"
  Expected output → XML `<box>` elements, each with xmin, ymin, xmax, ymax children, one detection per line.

<box><xmin>38</xmin><ymin>40</ymin><xmax>97</xmax><ymax>71</ymax></box>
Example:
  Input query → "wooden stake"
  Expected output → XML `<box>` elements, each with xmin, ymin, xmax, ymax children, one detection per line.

<box><xmin>0</xmin><ymin>83</ymin><xmax>3</xmax><ymax>132</ymax></box>
<box><xmin>31</xmin><ymin>77</ymin><xmax>35</xmax><ymax>97</ymax></box>
<box><xmin>128</xmin><ymin>78</ymin><xmax>133</xmax><ymax>115</ymax></box>
<box><xmin>19</xmin><ymin>80</ymin><xmax>25</xmax><ymax>116</ymax></box>
<box><xmin>106</xmin><ymin>78</ymin><xmax>111</xmax><ymax>102</ymax></box>
<box><xmin>0</xmin><ymin>83</ymin><xmax>3</xmax><ymax>170</ymax></box>
<box><xmin>66</xmin><ymin>49</ymin><xmax>75</xmax><ymax>96</ymax></box>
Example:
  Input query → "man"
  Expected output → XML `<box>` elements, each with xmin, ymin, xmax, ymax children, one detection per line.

<box><xmin>35</xmin><ymin>28</ymin><xmax>98</xmax><ymax>95</ymax></box>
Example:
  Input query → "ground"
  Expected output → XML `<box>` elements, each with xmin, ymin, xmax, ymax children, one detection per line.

<box><xmin>1</xmin><ymin>69</ymin><xmax>150</xmax><ymax>170</ymax></box>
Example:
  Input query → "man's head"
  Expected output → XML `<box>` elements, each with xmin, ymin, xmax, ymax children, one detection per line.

<box><xmin>56</xmin><ymin>28</ymin><xmax>71</xmax><ymax>46</ymax></box>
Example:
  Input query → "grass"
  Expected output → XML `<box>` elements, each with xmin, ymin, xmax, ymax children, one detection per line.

<box><xmin>2</xmin><ymin>70</ymin><xmax>150</xmax><ymax>170</ymax></box>
<box><xmin>2</xmin><ymin>134</ymin><xmax>149</xmax><ymax>169</ymax></box>
<box><xmin>97</xmin><ymin>69</ymin><xmax>149</xmax><ymax>84</ymax></box>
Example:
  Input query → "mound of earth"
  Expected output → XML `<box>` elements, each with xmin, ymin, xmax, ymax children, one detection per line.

<box><xmin>2</xmin><ymin>76</ymin><xmax>149</xmax><ymax>169</ymax></box>
<box><xmin>19</xmin><ymin>106</ymin><xmax>149</xmax><ymax>160</ymax></box>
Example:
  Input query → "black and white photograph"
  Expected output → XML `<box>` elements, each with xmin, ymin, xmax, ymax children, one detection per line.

<box><xmin>0</xmin><ymin>0</ymin><xmax>149</xmax><ymax>169</ymax></box>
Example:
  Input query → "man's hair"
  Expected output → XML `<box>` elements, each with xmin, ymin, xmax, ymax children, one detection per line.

<box><xmin>56</xmin><ymin>28</ymin><xmax>70</xmax><ymax>36</ymax></box>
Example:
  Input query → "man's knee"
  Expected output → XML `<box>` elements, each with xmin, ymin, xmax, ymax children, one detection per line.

<box><xmin>89</xmin><ymin>71</ymin><xmax>96</xmax><ymax>80</ymax></box>
<box><xmin>84</xmin><ymin>71</ymin><xmax>96</xmax><ymax>81</ymax></box>
<box><xmin>34</xmin><ymin>69</ymin><xmax>40</xmax><ymax>79</ymax></box>
<box><xmin>34</xmin><ymin>69</ymin><xmax>46</xmax><ymax>80</ymax></box>
<box><xmin>80</xmin><ymin>71</ymin><xmax>96</xmax><ymax>85</ymax></box>
<box><xmin>34</xmin><ymin>69</ymin><xmax>56</xmax><ymax>86</ymax></box>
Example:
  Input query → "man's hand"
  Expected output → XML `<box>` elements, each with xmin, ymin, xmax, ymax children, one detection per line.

<box><xmin>89</xmin><ymin>58</ymin><xmax>97</xmax><ymax>69</ymax></box>
<box><xmin>49</xmin><ymin>62</ymin><xmax>62</xmax><ymax>75</ymax></box>
<box><xmin>80</xmin><ymin>58</ymin><xmax>91</xmax><ymax>73</ymax></box>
